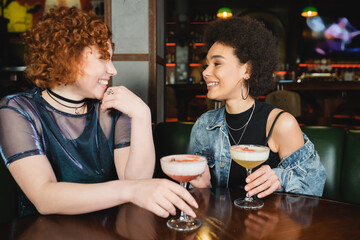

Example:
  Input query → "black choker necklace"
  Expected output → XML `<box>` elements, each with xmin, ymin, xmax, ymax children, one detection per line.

<box><xmin>46</xmin><ymin>89</ymin><xmax>86</xmax><ymax>115</ymax></box>
<box><xmin>47</xmin><ymin>88</ymin><xmax>85</xmax><ymax>104</ymax></box>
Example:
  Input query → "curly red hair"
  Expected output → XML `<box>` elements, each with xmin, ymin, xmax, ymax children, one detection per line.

<box><xmin>23</xmin><ymin>6</ymin><xmax>112</xmax><ymax>88</ymax></box>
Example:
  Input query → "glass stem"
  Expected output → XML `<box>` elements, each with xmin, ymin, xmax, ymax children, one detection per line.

<box><xmin>245</xmin><ymin>168</ymin><xmax>253</xmax><ymax>202</ymax></box>
<box><xmin>180</xmin><ymin>182</ymin><xmax>190</xmax><ymax>221</ymax></box>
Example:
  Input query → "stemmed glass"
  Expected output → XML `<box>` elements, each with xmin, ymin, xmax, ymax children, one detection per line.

<box><xmin>230</xmin><ymin>145</ymin><xmax>270</xmax><ymax>209</ymax></box>
<box><xmin>160</xmin><ymin>154</ymin><xmax>207</xmax><ymax>231</ymax></box>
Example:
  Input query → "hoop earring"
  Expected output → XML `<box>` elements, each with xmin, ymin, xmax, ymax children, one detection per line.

<box><xmin>241</xmin><ymin>78</ymin><xmax>250</xmax><ymax>100</ymax></box>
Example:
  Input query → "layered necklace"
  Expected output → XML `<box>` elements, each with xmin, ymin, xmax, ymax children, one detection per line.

<box><xmin>47</xmin><ymin>89</ymin><xmax>86</xmax><ymax>115</ymax></box>
<box><xmin>225</xmin><ymin>101</ymin><xmax>255</xmax><ymax>145</ymax></box>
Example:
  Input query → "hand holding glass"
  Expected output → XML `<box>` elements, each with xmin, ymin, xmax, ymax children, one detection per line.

<box><xmin>160</xmin><ymin>154</ymin><xmax>207</xmax><ymax>231</ymax></box>
<box><xmin>230</xmin><ymin>145</ymin><xmax>270</xmax><ymax>209</ymax></box>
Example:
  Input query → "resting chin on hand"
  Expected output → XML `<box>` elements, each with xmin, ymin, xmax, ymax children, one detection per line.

<box><xmin>245</xmin><ymin>165</ymin><xmax>281</xmax><ymax>198</ymax></box>
<box><xmin>190</xmin><ymin>165</ymin><xmax>211</xmax><ymax>188</ymax></box>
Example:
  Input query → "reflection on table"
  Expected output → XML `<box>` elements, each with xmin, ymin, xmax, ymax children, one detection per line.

<box><xmin>1</xmin><ymin>188</ymin><xmax>360</xmax><ymax>240</ymax></box>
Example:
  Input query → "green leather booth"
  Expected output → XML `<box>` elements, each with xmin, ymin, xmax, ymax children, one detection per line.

<box><xmin>341</xmin><ymin>130</ymin><xmax>360</xmax><ymax>204</ymax></box>
<box><xmin>153</xmin><ymin>122</ymin><xmax>194</xmax><ymax>179</ymax></box>
<box><xmin>301</xmin><ymin>126</ymin><xmax>346</xmax><ymax>201</ymax></box>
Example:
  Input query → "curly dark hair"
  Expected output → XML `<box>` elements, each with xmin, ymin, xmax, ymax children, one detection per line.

<box><xmin>23</xmin><ymin>6</ymin><xmax>112</xmax><ymax>88</ymax></box>
<box><xmin>204</xmin><ymin>16</ymin><xmax>279</xmax><ymax>97</ymax></box>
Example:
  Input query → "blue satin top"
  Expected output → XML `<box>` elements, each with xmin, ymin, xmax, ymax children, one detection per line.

<box><xmin>0</xmin><ymin>87</ymin><xmax>131</xmax><ymax>216</ymax></box>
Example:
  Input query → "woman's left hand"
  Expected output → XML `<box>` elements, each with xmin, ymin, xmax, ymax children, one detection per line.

<box><xmin>244</xmin><ymin>165</ymin><xmax>281</xmax><ymax>198</ymax></box>
<box><xmin>189</xmin><ymin>164</ymin><xmax>211</xmax><ymax>188</ymax></box>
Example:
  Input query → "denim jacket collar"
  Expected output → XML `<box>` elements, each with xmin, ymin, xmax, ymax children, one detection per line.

<box><xmin>206</xmin><ymin>107</ymin><xmax>226</xmax><ymax>131</ymax></box>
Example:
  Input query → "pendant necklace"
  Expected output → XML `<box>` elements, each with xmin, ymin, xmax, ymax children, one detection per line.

<box><xmin>225</xmin><ymin>101</ymin><xmax>255</xmax><ymax>145</ymax></box>
<box><xmin>47</xmin><ymin>89</ymin><xmax>86</xmax><ymax>115</ymax></box>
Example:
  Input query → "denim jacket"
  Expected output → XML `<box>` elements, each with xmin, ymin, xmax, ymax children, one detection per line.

<box><xmin>188</xmin><ymin>107</ymin><xmax>327</xmax><ymax>197</ymax></box>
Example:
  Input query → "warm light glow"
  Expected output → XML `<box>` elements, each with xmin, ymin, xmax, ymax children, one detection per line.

<box><xmin>217</xmin><ymin>7</ymin><xmax>233</xmax><ymax>19</ymax></box>
<box><xmin>302</xmin><ymin>10</ymin><xmax>318</xmax><ymax>17</ymax></box>
<box><xmin>189</xmin><ymin>63</ymin><xmax>202</xmax><ymax>67</ymax></box>
<box><xmin>217</xmin><ymin>11</ymin><xmax>233</xmax><ymax>18</ymax></box>
<box><xmin>301</xmin><ymin>6</ymin><xmax>318</xmax><ymax>17</ymax></box>
<box><xmin>196</xmin><ymin>225</ymin><xmax>214</xmax><ymax>240</ymax></box>
<box><xmin>299</xmin><ymin>63</ymin><xmax>360</xmax><ymax>68</ymax></box>
<box><xmin>274</xmin><ymin>71</ymin><xmax>287</xmax><ymax>75</ymax></box>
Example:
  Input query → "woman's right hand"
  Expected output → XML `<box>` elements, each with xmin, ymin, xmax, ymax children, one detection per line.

<box><xmin>129</xmin><ymin>179</ymin><xmax>199</xmax><ymax>218</ymax></box>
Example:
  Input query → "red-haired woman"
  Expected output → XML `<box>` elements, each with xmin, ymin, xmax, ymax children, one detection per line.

<box><xmin>0</xmin><ymin>6</ymin><xmax>198</xmax><ymax>219</ymax></box>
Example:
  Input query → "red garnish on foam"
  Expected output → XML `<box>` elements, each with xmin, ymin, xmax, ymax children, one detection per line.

<box><xmin>171</xmin><ymin>155</ymin><xmax>200</xmax><ymax>163</ymax></box>
<box><xmin>233</xmin><ymin>146</ymin><xmax>255</xmax><ymax>151</ymax></box>
<box><xmin>176</xmin><ymin>159</ymin><xmax>198</xmax><ymax>162</ymax></box>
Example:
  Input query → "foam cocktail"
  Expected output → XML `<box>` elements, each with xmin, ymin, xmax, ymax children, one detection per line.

<box><xmin>160</xmin><ymin>154</ymin><xmax>207</xmax><ymax>231</ymax></box>
<box><xmin>230</xmin><ymin>145</ymin><xmax>270</xmax><ymax>209</ymax></box>
<box><xmin>161</xmin><ymin>154</ymin><xmax>206</xmax><ymax>183</ymax></box>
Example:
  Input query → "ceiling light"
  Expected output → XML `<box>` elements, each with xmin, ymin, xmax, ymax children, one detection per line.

<box><xmin>301</xmin><ymin>6</ymin><xmax>318</xmax><ymax>17</ymax></box>
<box><xmin>217</xmin><ymin>7</ymin><xmax>233</xmax><ymax>19</ymax></box>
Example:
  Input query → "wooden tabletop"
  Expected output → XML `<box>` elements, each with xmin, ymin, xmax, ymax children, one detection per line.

<box><xmin>1</xmin><ymin>188</ymin><xmax>360</xmax><ymax>240</ymax></box>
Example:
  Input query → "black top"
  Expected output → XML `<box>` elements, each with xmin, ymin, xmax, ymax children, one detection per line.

<box><xmin>226</xmin><ymin>100</ymin><xmax>283</xmax><ymax>188</ymax></box>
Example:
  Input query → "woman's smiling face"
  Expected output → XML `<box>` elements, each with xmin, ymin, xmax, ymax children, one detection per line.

<box><xmin>74</xmin><ymin>42</ymin><xmax>117</xmax><ymax>100</ymax></box>
<box><xmin>202</xmin><ymin>42</ymin><xmax>250</xmax><ymax>102</ymax></box>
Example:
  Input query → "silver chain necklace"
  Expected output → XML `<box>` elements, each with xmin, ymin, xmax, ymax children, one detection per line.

<box><xmin>225</xmin><ymin>102</ymin><xmax>255</xmax><ymax>145</ymax></box>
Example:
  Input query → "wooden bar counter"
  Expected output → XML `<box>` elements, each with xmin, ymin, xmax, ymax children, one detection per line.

<box><xmin>279</xmin><ymin>80</ymin><xmax>360</xmax><ymax>125</ymax></box>
<box><xmin>1</xmin><ymin>188</ymin><xmax>359</xmax><ymax>239</ymax></box>
<box><xmin>278</xmin><ymin>80</ymin><xmax>360</xmax><ymax>91</ymax></box>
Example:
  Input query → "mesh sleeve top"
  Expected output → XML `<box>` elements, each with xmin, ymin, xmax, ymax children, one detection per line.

<box><xmin>0</xmin><ymin>87</ymin><xmax>131</xmax><ymax>216</ymax></box>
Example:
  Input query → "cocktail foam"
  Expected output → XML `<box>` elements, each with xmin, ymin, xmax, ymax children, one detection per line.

<box><xmin>230</xmin><ymin>145</ymin><xmax>269</xmax><ymax>161</ymax></box>
<box><xmin>160</xmin><ymin>154</ymin><xmax>207</xmax><ymax>176</ymax></box>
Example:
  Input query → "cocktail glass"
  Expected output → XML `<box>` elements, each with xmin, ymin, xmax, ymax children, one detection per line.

<box><xmin>160</xmin><ymin>154</ymin><xmax>207</xmax><ymax>231</ymax></box>
<box><xmin>230</xmin><ymin>145</ymin><xmax>270</xmax><ymax>209</ymax></box>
